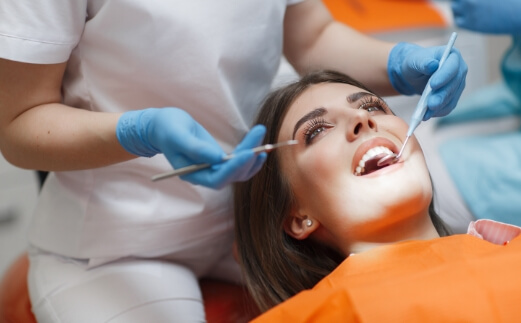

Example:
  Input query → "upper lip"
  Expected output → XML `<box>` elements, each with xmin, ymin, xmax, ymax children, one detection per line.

<box><xmin>352</xmin><ymin>137</ymin><xmax>399</xmax><ymax>174</ymax></box>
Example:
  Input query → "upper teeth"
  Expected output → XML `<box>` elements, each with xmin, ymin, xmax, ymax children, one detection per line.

<box><xmin>355</xmin><ymin>146</ymin><xmax>394</xmax><ymax>176</ymax></box>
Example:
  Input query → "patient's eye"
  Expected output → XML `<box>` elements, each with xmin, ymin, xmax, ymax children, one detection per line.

<box><xmin>358</xmin><ymin>96</ymin><xmax>390</xmax><ymax>115</ymax></box>
<box><xmin>303</xmin><ymin>117</ymin><xmax>332</xmax><ymax>145</ymax></box>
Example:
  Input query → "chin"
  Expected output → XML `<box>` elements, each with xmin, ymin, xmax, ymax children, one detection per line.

<box><xmin>369</xmin><ymin>168</ymin><xmax>433</xmax><ymax>218</ymax></box>
<box><xmin>357</xmin><ymin>162</ymin><xmax>431</xmax><ymax>199</ymax></box>
<box><xmin>356</xmin><ymin>192</ymin><xmax>432</xmax><ymax>240</ymax></box>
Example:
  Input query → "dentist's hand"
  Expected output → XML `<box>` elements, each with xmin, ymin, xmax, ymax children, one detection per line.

<box><xmin>116</xmin><ymin>108</ymin><xmax>266</xmax><ymax>189</ymax></box>
<box><xmin>388</xmin><ymin>42</ymin><xmax>467</xmax><ymax>120</ymax></box>
<box><xmin>452</xmin><ymin>0</ymin><xmax>521</xmax><ymax>34</ymax></box>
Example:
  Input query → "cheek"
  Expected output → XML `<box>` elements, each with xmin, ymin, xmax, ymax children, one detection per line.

<box><xmin>295</xmin><ymin>140</ymin><xmax>350</xmax><ymax>193</ymax></box>
<box><xmin>378</xmin><ymin>116</ymin><xmax>408</xmax><ymax>137</ymax></box>
<box><xmin>287</xmin><ymin>146</ymin><xmax>352</xmax><ymax>211</ymax></box>
<box><xmin>292</xmin><ymin>148</ymin><xmax>362</xmax><ymax>227</ymax></box>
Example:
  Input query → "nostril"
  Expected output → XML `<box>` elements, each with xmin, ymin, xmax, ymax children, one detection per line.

<box><xmin>368</xmin><ymin>119</ymin><xmax>376</xmax><ymax>130</ymax></box>
<box><xmin>354</xmin><ymin>123</ymin><xmax>362</xmax><ymax>135</ymax></box>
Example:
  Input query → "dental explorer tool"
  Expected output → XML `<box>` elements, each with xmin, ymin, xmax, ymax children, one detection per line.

<box><xmin>378</xmin><ymin>32</ymin><xmax>458</xmax><ymax>167</ymax></box>
<box><xmin>151</xmin><ymin>139</ymin><xmax>298</xmax><ymax>182</ymax></box>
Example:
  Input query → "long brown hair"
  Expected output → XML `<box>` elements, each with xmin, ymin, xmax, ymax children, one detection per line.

<box><xmin>234</xmin><ymin>70</ymin><xmax>451</xmax><ymax>313</ymax></box>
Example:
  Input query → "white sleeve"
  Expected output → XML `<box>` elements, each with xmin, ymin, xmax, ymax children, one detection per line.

<box><xmin>0</xmin><ymin>1</ymin><xmax>87</xmax><ymax>64</ymax></box>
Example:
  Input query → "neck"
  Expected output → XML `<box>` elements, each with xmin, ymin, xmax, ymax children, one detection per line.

<box><xmin>348</xmin><ymin>210</ymin><xmax>440</xmax><ymax>255</ymax></box>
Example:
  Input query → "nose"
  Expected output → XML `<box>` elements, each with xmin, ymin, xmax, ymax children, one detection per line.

<box><xmin>346</xmin><ymin>109</ymin><xmax>377</xmax><ymax>142</ymax></box>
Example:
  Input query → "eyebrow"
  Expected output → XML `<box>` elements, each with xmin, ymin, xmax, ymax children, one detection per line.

<box><xmin>346</xmin><ymin>91</ymin><xmax>375</xmax><ymax>103</ymax></box>
<box><xmin>292</xmin><ymin>107</ymin><xmax>327</xmax><ymax>139</ymax></box>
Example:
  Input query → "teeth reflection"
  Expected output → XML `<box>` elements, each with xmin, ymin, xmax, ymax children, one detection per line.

<box><xmin>354</xmin><ymin>146</ymin><xmax>394</xmax><ymax>176</ymax></box>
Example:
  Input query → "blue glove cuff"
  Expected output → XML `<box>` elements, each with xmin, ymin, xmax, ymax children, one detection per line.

<box><xmin>116</xmin><ymin>109</ymin><xmax>161</xmax><ymax>157</ymax></box>
<box><xmin>388</xmin><ymin>42</ymin><xmax>420</xmax><ymax>95</ymax></box>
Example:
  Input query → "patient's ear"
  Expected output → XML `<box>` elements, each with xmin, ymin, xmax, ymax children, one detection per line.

<box><xmin>283</xmin><ymin>210</ymin><xmax>317</xmax><ymax>240</ymax></box>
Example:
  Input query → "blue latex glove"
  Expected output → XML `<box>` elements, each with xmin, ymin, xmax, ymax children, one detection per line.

<box><xmin>452</xmin><ymin>0</ymin><xmax>521</xmax><ymax>34</ymax></box>
<box><xmin>388</xmin><ymin>42</ymin><xmax>467</xmax><ymax>120</ymax></box>
<box><xmin>116</xmin><ymin>108</ymin><xmax>267</xmax><ymax>189</ymax></box>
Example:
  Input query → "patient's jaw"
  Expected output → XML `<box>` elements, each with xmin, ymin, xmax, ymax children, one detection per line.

<box><xmin>277</xmin><ymin>83</ymin><xmax>439</xmax><ymax>255</ymax></box>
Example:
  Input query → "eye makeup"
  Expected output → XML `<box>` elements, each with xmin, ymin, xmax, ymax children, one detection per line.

<box><xmin>293</xmin><ymin>91</ymin><xmax>391</xmax><ymax>145</ymax></box>
<box><xmin>303</xmin><ymin>117</ymin><xmax>333</xmax><ymax>145</ymax></box>
<box><xmin>357</xmin><ymin>95</ymin><xmax>392</xmax><ymax>115</ymax></box>
<box><xmin>292</xmin><ymin>107</ymin><xmax>327</xmax><ymax>139</ymax></box>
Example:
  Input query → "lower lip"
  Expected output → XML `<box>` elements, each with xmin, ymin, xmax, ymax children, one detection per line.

<box><xmin>359</xmin><ymin>161</ymin><xmax>404</xmax><ymax>178</ymax></box>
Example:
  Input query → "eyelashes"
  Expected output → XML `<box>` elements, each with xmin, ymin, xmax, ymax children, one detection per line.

<box><xmin>358</xmin><ymin>96</ymin><xmax>390</xmax><ymax>114</ymax></box>
<box><xmin>303</xmin><ymin>117</ymin><xmax>331</xmax><ymax>145</ymax></box>
<box><xmin>301</xmin><ymin>96</ymin><xmax>391</xmax><ymax>145</ymax></box>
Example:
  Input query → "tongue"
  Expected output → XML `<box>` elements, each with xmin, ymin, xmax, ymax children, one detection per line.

<box><xmin>363</xmin><ymin>153</ymin><xmax>388</xmax><ymax>175</ymax></box>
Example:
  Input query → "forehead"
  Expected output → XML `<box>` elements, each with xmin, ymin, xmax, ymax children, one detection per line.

<box><xmin>278</xmin><ymin>82</ymin><xmax>363</xmax><ymax>139</ymax></box>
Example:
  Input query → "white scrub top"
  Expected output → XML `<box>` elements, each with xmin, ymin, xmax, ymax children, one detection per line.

<box><xmin>0</xmin><ymin>0</ymin><xmax>303</xmax><ymax>261</ymax></box>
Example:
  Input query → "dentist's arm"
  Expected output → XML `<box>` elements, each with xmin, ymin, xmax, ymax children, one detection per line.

<box><xmin>283</xmin><ymin>0</ymin><xmax>394</xmax><ymax>95</ymax></box>
<box><xmin>0</xmin><ymin>58</ymin><xmax>266</xmax><ymax>188</ymax></box>
<box><xmin>283</xmin><ymin>0</ymin><xmax>467</xmax><ymax>119</ymax></box>
<box><xmin>0</xmin><ymin>59</ymin><xmax>131</xmax><ymax>171</ymax></box>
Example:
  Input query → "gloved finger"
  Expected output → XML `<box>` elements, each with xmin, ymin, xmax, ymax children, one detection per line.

<box><xmin>439</xmin><ymin>77</ymin><xmax>467</xmax><ymax>117</ymax></box>
<box><xmin>233</xmin><ymin>124</ymin><xmax>266</xmax><ymax>153</ymax></box>
<box><xmin>162</xmin><ymin>135</ymin><xmax>225</xmax><ymax>170</ymax></box>
<box><xmin>216</xmin><ymin>151</ymin><xmax>267</xmax><ymax>183</ymax></box>
<box><xmin>451</xmin><ymin>1</ymin><xmax>464</xmax><ymax>17</ymax></box>
<box><xmin>174</xmin><ymin>125</ymin><xmax>266</xmax><ymax>188</ymax></box>
<box><xmin>453</xmin><ymin>16</ymin><xmax>467</xmax><ymax>29</ymax></box>
<box><xmin>429</xmin><ymin>50</ymin><xmax>466</xmax><ymax>90</ymax></box>
<box><xmin>425</xmin><ymin>50</ymin><xmax>467</xmax><ymax>119</ymax></box>
<box><xmin>175</xmin><ymin>123</ymin><xmax>226</xmax><ymax>164</ymax></box>
<box><xmin>181</xmin><ymin>150</ymin><xmax>257</xmax><ymax>189</ymax></box>
<box><xmin>427</xmin><ymin>76</ymin><xmax>465</xmax><ymax>118</ymax></box>
<box><xmin>212</xmin><ymin>150</ymin><xmax>257</xmax><ymax>187</ymax></box>
<box><xmin>150</xmin><ymin>108</ymin><xmax>225</xmax><ymax>166</ymax></box>
<box><xmin>220</xmin><ymin>143</ymin><xmax>268</xmax><ymax>183</ymax></box>
<box><xmin>242</xmin><ymin>152</ymin><xmax>268</xmax><ymax>180</ymax></box>
<box><xmin>409</xmin><ymin>51</ymin><xmax>439</xmax><ymax>77</ymax></box>
<box><xmin>424</xmin><ymin>76</ymin><xmax>466</xmax><ymax>120</ymax></box>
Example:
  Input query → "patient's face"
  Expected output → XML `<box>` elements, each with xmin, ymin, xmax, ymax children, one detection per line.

<box><xmin>277</xmin><ymin>82</ymin><xmax>432</xmax><ymax>253</ymax></box>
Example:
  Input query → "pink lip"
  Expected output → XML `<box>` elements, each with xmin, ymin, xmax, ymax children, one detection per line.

<box><xmin>361</xmin><ymin>160</ymin><xmax>404</xmax><ymax>178</ymax></box>
<box><xmin>351</xmin><ymin>137</ymin><xmax>399</xmax><ymax>174</ymax></box>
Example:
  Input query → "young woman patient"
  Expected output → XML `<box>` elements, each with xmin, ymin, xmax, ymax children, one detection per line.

<box><xmin>234</xmin><ymin>70</ymin><xmax>521</xmax><ymax>321</ymax></box>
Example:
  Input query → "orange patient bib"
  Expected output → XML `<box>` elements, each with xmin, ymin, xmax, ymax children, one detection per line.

<box><xmin>253</xmin><ymin>235</ymin><xmax>521</xmax><ymax>322</ymax></box>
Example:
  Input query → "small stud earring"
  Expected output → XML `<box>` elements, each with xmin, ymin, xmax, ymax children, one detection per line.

<box><xmin>305</xmin><ymin>219</ymin><xmax>313</xmax><ymax>227</ymax></box>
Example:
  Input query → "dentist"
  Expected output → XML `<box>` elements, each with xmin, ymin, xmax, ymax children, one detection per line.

<box><xmin>0</xmin><ymin>1</ymin><xmax>467</xmax><ymax>322</ymax></box>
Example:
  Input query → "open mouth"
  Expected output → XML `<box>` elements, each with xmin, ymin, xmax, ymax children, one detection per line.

<box><xmin>354</xmin><ymin>146</ymin><xmax>395</xmax><ymax>176</ymax></box>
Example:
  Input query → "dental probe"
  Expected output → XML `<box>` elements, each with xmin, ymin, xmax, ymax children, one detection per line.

<box><xmin>378</xmin><ymin>31</ymin><xmax>458</xmax><ymax>167</ymax></box>
<box><xmin>151</xmin><ymin>139</ymin><xmax>298</xmax><ymax>181</ymax></box>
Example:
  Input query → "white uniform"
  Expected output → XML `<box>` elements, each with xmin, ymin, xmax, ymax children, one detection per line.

<box><xmin>0</xmin><ymin>1</ymin><xmax>303</xmax><ymax>321</ymax></box>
